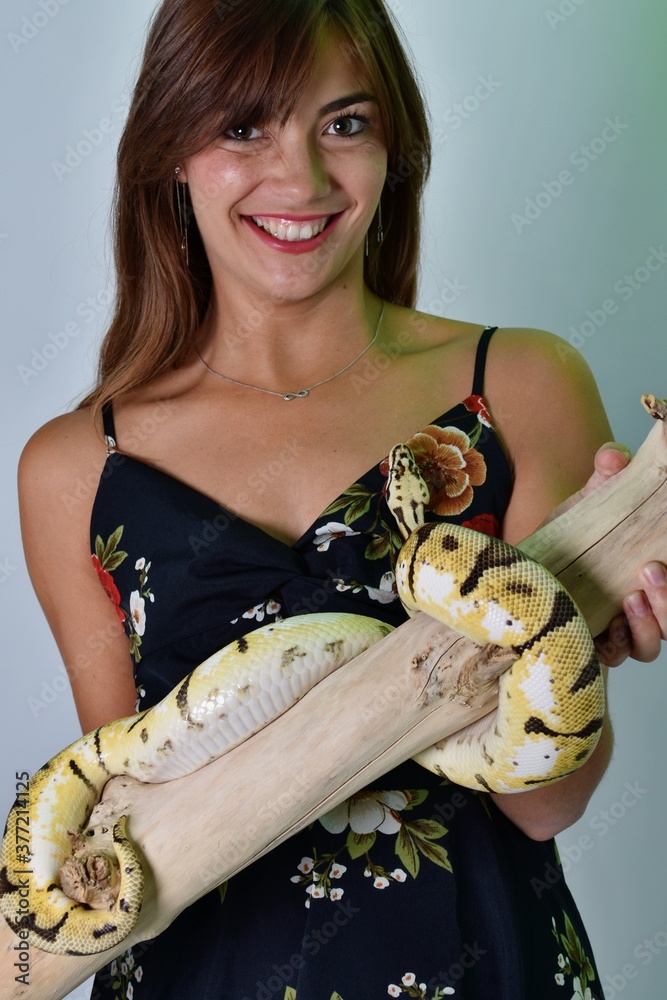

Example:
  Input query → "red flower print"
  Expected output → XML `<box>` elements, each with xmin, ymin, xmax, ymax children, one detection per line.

<box><xmin>463</xmin><ymin>394</ymin><xmax>493</xmax><ymax>428</ymax></box>
<box><xmin>92</xmin><ymin>554</ymin><xmax>125</xmax><ymax>623</ymax></box>
<box><xmin>402</xmin><ymin>425</ymin><xmax>487</xmax><ymax>517</ymax></box>
<box><xmin>461</xmin><ymin>512</ymin><xmax>500</xmax><ymax>537</ymax></box>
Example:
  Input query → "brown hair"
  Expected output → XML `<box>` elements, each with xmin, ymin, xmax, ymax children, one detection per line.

<box><xmin>81</xmin><ymin>0</ymin><xmax>431</xmax><ymax>414</ymax></box>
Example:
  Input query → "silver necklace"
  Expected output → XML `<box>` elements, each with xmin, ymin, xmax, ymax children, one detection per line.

<box><xmin>195</xmin><ymin>302</ymin><xmax>385</xmax><ymax>401</ymax></box>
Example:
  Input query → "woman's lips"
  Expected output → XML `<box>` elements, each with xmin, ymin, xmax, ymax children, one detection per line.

<box><xmin>242</xmin><ymin>211</ymin><xmax>343</xmax><ymax>253</ymax></box>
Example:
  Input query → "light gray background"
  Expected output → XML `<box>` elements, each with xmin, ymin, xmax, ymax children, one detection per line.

<box><xmin>1</xmin><ymin>2</ymin><xmax>665</xmax><ymax>997</ymax></box>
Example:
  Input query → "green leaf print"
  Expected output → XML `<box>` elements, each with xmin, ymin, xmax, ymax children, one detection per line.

<box><xmin>414</xmin><ymin>837</ymin><xmax>452</xmax><ymax>873</ymax></box>
<box><xmin>403</xmin><ymin>789</ymin><xmax>429</xmax><ymax>810</ymax></box>
<box><xmin>552</xmin><ymin>909</ymin><xmax>596</xmax><ymax>992</ymax></box>
<box><xmin>409</xmin><ymin>819</ymin><xmax>448</xmax><ymax>840</ymax></box>
<box><xmin>104</xmin><ymin>550</ymin><xmax>128</xmax><ymax>572</ymax></box>
<box><xmin>396</xmin><ymin>824</ymin><xmax>420</xmax><ymax>878</ymax></box>
<box><xmin>321</xmin><ymin>482</ymin><xmax>376</xmax><ymax>520</ymax></box>
<box><xmin>103</xmin><ymin>525</ymin><xmax>125</xmax><ymax>565</ymax></box>
<box><xmin>365</xmin><ymin>533</ymin><xmax>392</xmax><ymax>560</ymax></box>
<box><xmin>344</xmin><ymin>495</ymin><xmax>373</xmax><ymax>525</ymax></box>
<box><xmin>346</xmin><ymin>830</ymin><xmax>376</xmax><ymax>860</ymax></box>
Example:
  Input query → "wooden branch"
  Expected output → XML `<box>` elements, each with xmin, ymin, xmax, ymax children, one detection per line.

<box><xmin>2</xmin><ymin>410</ymin><xmax>666</xmax><ymax>1000</ymax></box>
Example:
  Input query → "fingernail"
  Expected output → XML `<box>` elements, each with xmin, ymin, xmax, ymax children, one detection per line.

<box><xmin>643</xmin><ymin>562</ymin><xmax>667</xmax><ymax>587</ymax></box>
<box><xmin>626</xmin><ymin>591</ymin><xmax>648</xmax><ymax>616</ymax></box>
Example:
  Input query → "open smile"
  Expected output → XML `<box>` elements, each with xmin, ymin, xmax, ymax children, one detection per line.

<box><xmin>242</xmin><ymin>212</ymin><xmax>344</xmax><ymax>253</ymax></box>
<box><xmin>250</xmin><ymin>215</ymin><xmax>334</xmax><ymax>242</ymax></box>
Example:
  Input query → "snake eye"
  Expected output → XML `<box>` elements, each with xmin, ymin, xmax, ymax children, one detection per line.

<box><xmin>85</xmin><ymin>829</ymin><xmax>95</xmax><ymax>838</ymax></box>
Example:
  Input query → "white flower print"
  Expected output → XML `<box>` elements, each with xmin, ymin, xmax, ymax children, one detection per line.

<box><xmin>571</xmin><ymin>977</ymin><xmax>592</xmax><ymax>1000</ymax></box>
<box><xmin>330</xmin><ymin>887</ymin><xmax>344</xmax><ymax>900</ymax></box>
<box><xmin>390</xmin><ymin>868</ymin><xmax>408</xmax><ymax>882</ymax></box>
<box><xmin>557</xmin><ymin>954</ymin><xmax>566</xmax><ymax>968</ymax></box>
<box><xmin>134</xmin><ymin>557</ymin><xmax>146</xmax><ymax>570</ymax></box>
<box><xmin>297</xmin><ymin>857</ymin><xmax>314</xmax><ymax>874</ymax></box>
<box><xmin>555</xmin><ymin>973</ymin><xmax>565</xmax><ymax>985</ymax></box>
<box><xmin>313</xmin><ymin>522</ymin><xmax>361</xmax><ymax>552</ymax></box>
<box><xmin>330</xmin><ymin>863</ymin><xmax>347</xmax><ymax>878</ymax></box>
<box><xmin>374</xmin><ymin>876</ymin><xmax>390</xmax><ymax>889</ymax></box>
<box><xmin>232</xmin><ymin>599</ymin><xmax>282</xmax><ymax>624</ymax></box>
<box><xmin>319</xmin><ymin>789</ymin><xmax>410</xmax><ymax>835</ymax></box>
<box><xmin>402</xmin><ymin>973</ymin><xmax>416</xmax><ymax>986</ymax></box>
<box><xmin>388</xmin><ymin>987</ymin><xmax>401</xmax><ymax>997</ymax></box>
<box><xmin>135</xmin><ymin>967</ymin><xmax>143</xmax><ymax>982</ymax></box>
<box><xmin>129</xmin><ymin>591</ymin><xmax>146</xmax><ymax>636</ymax></box>
<box><xmin>333</xmin><ymin>578</ymin><xmax>363</xmax><ymax>593</ymax></box>
<box><xmin>365</xmin><ymin>570</ymin><xmax>398</xmax><ymax>604</ymax></box>
<box><xmin>126</xmin><ymin>984</ymin><xmax>134</xmax><ymax>1000</ymax></box>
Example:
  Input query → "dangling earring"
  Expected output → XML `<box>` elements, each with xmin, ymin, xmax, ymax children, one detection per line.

<box><xmin>174</xmin><ymin>166</ymin><xmax>189</xmax><ymax>266</ymax></box>
<box><xmin>366</xmin><ymin>201</ymin><xmax>384</xmax><ymax>258</ymax></box>
<box><xmin>377</xmin><ymin>199</ymin><xmax>384</xmax><ymax>245</ymax></box>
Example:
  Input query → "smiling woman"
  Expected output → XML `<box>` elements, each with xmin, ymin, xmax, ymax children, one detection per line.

<box><xmin>13</xmin><ymin>0</ymin><xmax>667</xmax><ymax>998</ymax></box>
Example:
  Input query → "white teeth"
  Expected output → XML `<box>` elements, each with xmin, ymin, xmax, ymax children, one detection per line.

<box><xmin>251</xmin><ymin>216</ymin><xmax>330</xmax><ymax>241</ymax></box>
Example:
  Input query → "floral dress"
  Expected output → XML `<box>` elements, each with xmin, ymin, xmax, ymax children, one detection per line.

<box><xmin>89</xmin><ymin>328</ymin><xmax>602</xmax><ymax>1000</ymax></box>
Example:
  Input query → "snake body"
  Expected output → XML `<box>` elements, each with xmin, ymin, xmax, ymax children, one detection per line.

<box><xmin>0</xmin><ymin>445</ymin><xmax>604</xmax><ymax>955</ymax></box>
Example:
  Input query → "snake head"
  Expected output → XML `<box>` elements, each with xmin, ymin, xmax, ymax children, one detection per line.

<box><xmin>386</xmin><ymin>444</ymin><xmax>429</xmax><ymax>541</ymax></box>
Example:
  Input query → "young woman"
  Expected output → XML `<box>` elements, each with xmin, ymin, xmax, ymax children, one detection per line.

<box><xmin>18</xmin><ymin>1</ymin><xmax>666</xmax><ymax>997</ymax></box>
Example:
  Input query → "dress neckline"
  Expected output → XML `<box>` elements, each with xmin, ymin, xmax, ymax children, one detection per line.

<box><xmin>97</xmin><ymin>398</ymin><xmax>486</xmax><ymax>551</ymax></box>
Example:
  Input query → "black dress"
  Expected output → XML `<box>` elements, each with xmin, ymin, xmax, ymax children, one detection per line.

<box><xmin>89</xmin><ymin>327</ymin><xmax>602</xmax><ymax>1000</ymax></box>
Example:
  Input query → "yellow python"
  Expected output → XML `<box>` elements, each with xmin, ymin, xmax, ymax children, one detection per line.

<box><xmin>0</xmin><ymin>445</ymin><xmax>604</xmax><ymax>955</ymax></box>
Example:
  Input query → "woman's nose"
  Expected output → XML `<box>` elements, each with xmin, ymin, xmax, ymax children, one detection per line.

<box><xmin>271</xmin><ymin>137</ymin><xmax>332</xmax><ymax>205</ymax></box>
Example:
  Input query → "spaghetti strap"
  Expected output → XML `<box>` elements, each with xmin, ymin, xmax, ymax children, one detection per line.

<box><xmin>471</xmin><ymin>325</ymin><xmax>498</xmax><ymax>397</ymax></box>
<box><xmin>101</xmin><ymin>400</ymin><xmax>117</xmax><ymax>453</ymax></box>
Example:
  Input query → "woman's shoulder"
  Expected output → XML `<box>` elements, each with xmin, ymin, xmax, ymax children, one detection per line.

<box><xmin>18</xmin><ymin>407</ymin><xmax>105</xmax><ymax>512</ymax></box>
<box><xmin>394</xmin><ymin>307</ymin><xmax>595</xmax><ymax>390</ymax></box>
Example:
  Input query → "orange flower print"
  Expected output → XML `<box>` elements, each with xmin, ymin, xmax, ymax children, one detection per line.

<box><xmin>403</xmin><ymin>425</ymin><xmax>487</xmax><ymax>516</ymax></box>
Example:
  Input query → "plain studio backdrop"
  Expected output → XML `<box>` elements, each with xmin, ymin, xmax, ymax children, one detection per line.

<box><xmin>1</xmin><ymin>2</ymin><xmax>666</xmax><ymax>997</ymax></box>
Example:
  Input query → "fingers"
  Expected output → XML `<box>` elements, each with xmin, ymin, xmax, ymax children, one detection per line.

<box><xmin>596</xmin><ymin>563</ymin><xmax>667</xmax><ymax>666</ymax></box>
<box><xmin>595</xmin><ymin>613</ymin><xmax>633</xmax><ymax>667</ymax></box>
<box><xmin>579</xmin><ymin>442</ymin><xmax>632</xmax><ymax>499</ymax></box>
<box><xmin>592</xmin><ymin>441</ymin><xmax>631</xmax><ymax>478</ymax></box>
<box><xmin>622</xmin><ymin>590</ymin><xmax>664</xmax><ymax>663</ymax></box>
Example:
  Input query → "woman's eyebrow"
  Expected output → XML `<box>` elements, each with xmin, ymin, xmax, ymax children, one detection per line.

<box><xmin>318</xmin><ymin>92</ymin><xmax>377</xmax><ymax>116</ymax></box>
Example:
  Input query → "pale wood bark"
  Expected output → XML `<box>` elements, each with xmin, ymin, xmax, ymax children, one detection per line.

<box><xmin>2</xmin><ymin>409</ymin><xmax>666</xmax><ymax>1000</ymax></box>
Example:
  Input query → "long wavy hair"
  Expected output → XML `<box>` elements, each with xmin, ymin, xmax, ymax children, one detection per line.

<box><xmin>80</xmin><ymin>0</ymin><xmax>432</xmax><ymax>414</ymax></box>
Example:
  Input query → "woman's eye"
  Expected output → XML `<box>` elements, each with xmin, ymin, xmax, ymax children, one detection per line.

<box><xmin>225</xmin><ymin>124</ymin><xmax>262</xmax><ymax>142</ymax></box>
<box><xmin>327</xmin><ymin>115</ymin><xmax>369</xmax><ymax>137</ymax></box>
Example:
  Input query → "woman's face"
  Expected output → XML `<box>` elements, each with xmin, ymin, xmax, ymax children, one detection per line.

<box><xmin>180</xmin><ymin>39</ymin><xmax>388</xmax><ymax>306</ymax></box>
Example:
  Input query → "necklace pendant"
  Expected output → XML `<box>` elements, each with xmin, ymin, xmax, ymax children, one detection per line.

<box><xmin>283</xmin><ymin>389</ymin><xmax>310</xmax><ymax>401</ymax></box>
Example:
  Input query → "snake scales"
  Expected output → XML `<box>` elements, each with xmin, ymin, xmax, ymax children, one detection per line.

<box><xmin>0</xmin><ymin>444</ymin><xmax>604</xmax><ymax>955</ymax></box>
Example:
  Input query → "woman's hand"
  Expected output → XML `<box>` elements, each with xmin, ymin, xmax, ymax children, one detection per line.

<box><xmin>545</xmin><ymin>442</ymin><xmax>667</xmax><ymax>667</ymax></box>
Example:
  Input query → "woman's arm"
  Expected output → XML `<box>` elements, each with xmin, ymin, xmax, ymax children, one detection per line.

<box><xmin>18</xmin><ymin>410</ymin><xmax>138</xmax><ymax>734</ymax></box>
<box><xmin>482</xmin><ymin>329</ymin><xmax>662</xmax><ymax>840</ymax></box>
